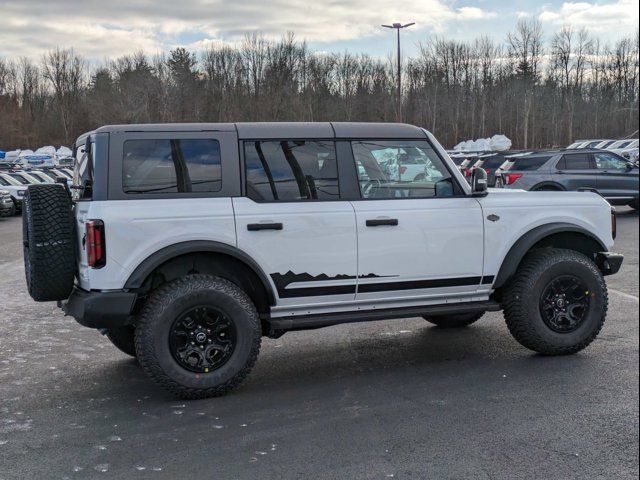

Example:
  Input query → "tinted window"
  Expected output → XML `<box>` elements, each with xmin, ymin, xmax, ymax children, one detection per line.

<box><xmin>503</xmin><ymin>156</ymin><xmax>550</xmax><ymax>171</ymax></box>
<box><xmin>594</xmin><ymin>152</ymin><xmax>628</xmax><ymax>170</ymax></box>
<box><xmin>123</xmin><ymin>139</ymin><xmax>221</xmax><ymax>194</ymax></box>
<box><xmin>245</xmin><ymin>140</ymin><xmax>338</xmax><ymax>201</ymax></box>
<box><xmin>558</xmin><ymin>154</ymin><xmax>592</xmax><ymax>170</ymax></box>
<box><xmin>0</xmin><ymin>176</ymin><xmax>10</xmax><ymax>186</ymax></box>
<box><xmin>477</xmin><ymin>156</ymin><xmax>508</xmax><ymax>170</ymax></box>
<box><xmin>8</xmin><ymin>174</ymin><xmax>29</xmax><ymax>185</ymax></box>
<box><xmin>352</xmin><ymin>140</ymin><xmax>454</xmax><ymax>199</ymax></box>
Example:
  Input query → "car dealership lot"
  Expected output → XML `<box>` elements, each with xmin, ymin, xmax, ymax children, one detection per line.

<box><xmin>0</xmin><ymin>210</ymin><xmax>638</xmax><ymax>479</ymax></box>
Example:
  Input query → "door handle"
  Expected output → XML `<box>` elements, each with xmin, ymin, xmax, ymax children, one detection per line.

<box><xmin>247</xmin><ymin>222</ymin><xmax>283</xmax><ymax>231</ymax></box>
<box><xmin>366</xmin><ymin>218</ymin><xmax>398</xmax><ymax>227</ymax></box>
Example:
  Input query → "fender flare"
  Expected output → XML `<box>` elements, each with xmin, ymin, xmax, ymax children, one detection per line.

<box><xmin>493</xmin><ymin>223</ymin><xmax>607</xmax><ymax>289</ymax></box>
<box><xmin>124</xmin><ymin>240</ymin><xmax>276</xmax><ymax>305</ymax></box>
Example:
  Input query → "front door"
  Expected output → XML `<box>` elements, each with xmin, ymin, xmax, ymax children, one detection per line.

<box><xmin>349</xmin><ymin>139</ymin><xmax>485</xmax><ymax>305</ymax></box>
<box><xmin>555</xmin><ymin>153</ymin><xmax>598</xmax><ymax>190</ymax></box>
<box><xmin>593</xmin><ymin>151</ymin><xmax>639</xmax><ymax>203</ymax></box>
<box><xmin>234</xmin><ymin>139</ymin><xmax>358</xmax><ymax>310</ymax></box>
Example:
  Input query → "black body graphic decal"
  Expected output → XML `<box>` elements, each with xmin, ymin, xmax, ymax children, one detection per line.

<box><xmin>270</xmin><ymin>272</ymin><xmax>493</xmax><ymax>298</ymax></box>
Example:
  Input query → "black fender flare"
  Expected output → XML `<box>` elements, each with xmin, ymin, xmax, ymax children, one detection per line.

<box><xmin>531</xmin><ymin>181</ymin><xmax>566</xmax><ymax>191</ymax></box>
<box><xmin>493</xmin><ymin>223</ymin><xmax>607</xmax><ymax>289</ymax></box>
<box><xmin>124</xmin><ymin>240</ymin><xmax>275</xmax><ymax>305</ymax></box>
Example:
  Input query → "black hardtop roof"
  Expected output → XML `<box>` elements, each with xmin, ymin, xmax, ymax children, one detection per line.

<box><xmin>90</xmin><ymin>122</ymin><xmax>426</xmax><ymax>140</ymax></box>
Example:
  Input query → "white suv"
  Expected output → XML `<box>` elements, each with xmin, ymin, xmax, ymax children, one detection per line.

<box><xmin>22</xmin><ymin>123</ymin><xmax>623</xmax><ymax>399</ymax></box>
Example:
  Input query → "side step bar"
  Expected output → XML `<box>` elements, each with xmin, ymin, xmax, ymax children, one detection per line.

<box><xmin>268</xmin><ymin>300</ymin><xmax>501</xmax><ymax>333</ymax></box>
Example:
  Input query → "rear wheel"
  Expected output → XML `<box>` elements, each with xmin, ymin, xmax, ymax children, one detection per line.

<box><xmin>533</xmin><ymin>184</ymin><xmax>562</xmax><ymax>191</ymax></box>
<box><xmin>503</xmin><ymin>248</ymin><xmax>607</xmax><ymax>355</ymax></box>
<box><xmin>135</xmin><ymin>274</ymin><xmax>261</xmax><ymax>399</ymax></box>
<box><xmin>106</xmin><ymin>326</ymin><xmax>137</xmax><ymax>357</ymax></box>
<box><xmin>423</xmin><ymin>312</ymin><xmax>484</xmax><ymax>328</ymax></box>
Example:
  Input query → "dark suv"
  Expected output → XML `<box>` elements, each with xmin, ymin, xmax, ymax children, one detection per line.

<box><xmin>498</xmin><ymin>149</ymin><xmax>639</xmax><ymax>209</ymax></box>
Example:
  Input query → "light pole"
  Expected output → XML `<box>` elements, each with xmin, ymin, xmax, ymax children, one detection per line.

<box><xmin>382</xmin><ymin>22</ymin><xmax>414</xmax><ymax>122</ymax></box>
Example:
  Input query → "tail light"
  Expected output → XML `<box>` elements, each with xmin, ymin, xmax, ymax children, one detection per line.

<box><xmin>611</xmin><ymin>207</ymin><xmax>617</xmax><ymax>240</ymax></box>
<box><xmin>463</xmin><ymin>168</ymin><xmax>472</xmax><ymax>177</ymax></box>
<box><xmin>399</xmin><ymin>166</ymin><xmax>407</xmax><ymax>174</ymax></box>
<box><xmin>504</xmin><ymin>173</ymin><xmax>523</xmax><ymax>185</ymax></box>
<box><xmin>86</xmin><ymin>220</ymin><xmax>106</xmax><ymax>268</ymax></box>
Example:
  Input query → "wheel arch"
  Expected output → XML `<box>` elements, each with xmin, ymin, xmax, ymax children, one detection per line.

<box><xmin>124</xmin><ymin>241</ymin><xmax>276</xmax><ymax>312</ymax></box>
<box><xmin>493</xmin><ymin>223</ymin><xmax>607</xmax><ymax>290</ymax></box>
<box><xmin>531</xmin><ymin>181</ymin><xmax>566</xmax><ymax>191</ymax></box>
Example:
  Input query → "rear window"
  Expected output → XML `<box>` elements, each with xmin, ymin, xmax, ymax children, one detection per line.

<box><xmin>123</xmin><ymin>139</ymin><xmax>222</xmax><ymax>194</ymax></box>
<box><xmin>502</xmin><ymin>156</ymin><xmax>550</xmax><ymax>171</ymax></box>
<box><xmin>557</xmin><ymin>154</ymin><xmax>592</xmax><ymax>170</ymax></box>
<box><xmin>476</xmin><ymin>156</ymin><xmax>507</xmax><ymax>170</ymax></box>
<box><xmin>244</xmin><ymin>140</ymin><xmax>338</xmax><ymax>201</ymax></box>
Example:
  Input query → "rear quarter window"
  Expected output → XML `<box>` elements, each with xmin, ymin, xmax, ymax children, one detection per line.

<box><xmin>123</xmin><ymin>139</ymin><xmax>221</xmax><ymax>194</ymax></box>
<box><xmin>503</xmin><ymin>156</ymin><xmax>551</xmax><ymax>171</ymax></box>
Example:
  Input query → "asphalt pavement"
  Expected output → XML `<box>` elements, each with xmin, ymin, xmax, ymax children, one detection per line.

<box><xmin>0</xmin><ymin>209</ymin><xmax>638</xmax><ymax>480</ymax></box>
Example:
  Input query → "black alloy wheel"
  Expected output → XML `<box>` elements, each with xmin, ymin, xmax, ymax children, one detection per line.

<box><xmin>539</xmin><ymin>275</ymin><xmax>591</xmax><ymax>333</ymax></box>
<box><xmin>169</xmin><ymin>306</ymin><xmax>237</xmax><ymax>373</ymax></box>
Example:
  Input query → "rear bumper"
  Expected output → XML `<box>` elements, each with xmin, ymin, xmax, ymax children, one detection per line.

<box><xmin>60</xmin><ymin>286</ymin><xmax>137</xmax><ymax>329</ymax></box>
<box><xmin>595</xmin><ymin>252</ymin><xmax>624</xmax><ymax>276</ymax></box>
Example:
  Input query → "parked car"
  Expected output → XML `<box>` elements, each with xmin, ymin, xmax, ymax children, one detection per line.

<box><xmin>0</xmin><ymin>173</ymin><xmax>27</xmax><ymax>212</ymax></box>
<box><xmin>471</xmin><ymin>151</ymin><xmax>528</xmax><ymax>187</ymax></box>
<box><xmin>567</xmin><ymin>139</ymin><xmax>611</xmax><ymax>149</ymax></box>
<box><xmin>22</xmin><ymin>122</ymin><xmax>622</xmax><ymax>399</ymax></box>
<box><xmin>6</xmin><ymin>171</ymin><xmax>44</xmax><ymax>185</ymax></box>
<box><xmin>498</xmin><ymin>149</ymin><xmax>639</xmax><ymax>209</ymax></box>
<box><xmin>0</xmin><ymin>189</ymin><xmax>15</xmax><ymax>217</ymax></box>
<box><xmin>607</xmin><ymin>139</ymin><xmax>638</xmax><ymax>152</ymax></box>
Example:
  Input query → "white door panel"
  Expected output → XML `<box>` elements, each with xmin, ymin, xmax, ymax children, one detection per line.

<box><xmin>233</xmin><ymin>198</ymin><xmax>358</xmax><ymax>307</ymax></box>
<box><xmin>352</xmin><ymin>198</ymin><xmax>485</xmax><ymax>301</ymax></box>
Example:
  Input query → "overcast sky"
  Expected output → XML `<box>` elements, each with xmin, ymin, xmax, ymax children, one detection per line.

<box><xmin>1</xmin><ymin>0</ymin><xmax>638</xmax><ymax>61</ymax></box>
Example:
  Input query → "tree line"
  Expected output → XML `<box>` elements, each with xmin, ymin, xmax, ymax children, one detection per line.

<box><xmin>0</xmin><ymin>20</ymin><xmax>638</xmax><ymax>150</ymax></box>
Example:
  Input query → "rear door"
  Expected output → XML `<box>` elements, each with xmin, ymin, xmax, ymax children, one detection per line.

<box><xmin>593</xmin><ymin>151</ymin><xmax>638</xmax><ymax>202</ymax></box>
<box><xmin>349</xmin><ymin>139</ymin><xmax>485</xmax><ymax>306</ymax></box>
<box><xmin>233</xmin><ymin>139</ymin><xmax>358</xmax><ymax>310</ymax></box>
<box><xmin>555</xmin><ymin>153</ymin><xmax>598</xmax><ymax>190</ymax></box>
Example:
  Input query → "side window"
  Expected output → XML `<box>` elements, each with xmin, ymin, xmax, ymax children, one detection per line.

<box><xmin>244</xmin><ymin>140</ymin><xmax>339</xmax><ymax>201</ymax></box>
<box><xmin>594</xmin><ymin>152</ymin><xmax>628</xmax><ymax>170</ymax></box>
<box><xmin>561</xmin><ymin>154</ymin><xmax>592</xmax><ymax>170</ymax></box>
<box><xmin>123</xmin><ymin>139</ymin><xmax>221</xmax><ymax>194</ymax></box>
<box><xmin>352</xmin><ymin>140</ymin><xmax>454</xmax><ymax>199</ymax></box>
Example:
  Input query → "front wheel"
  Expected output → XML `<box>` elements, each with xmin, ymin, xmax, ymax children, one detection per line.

<box><xmin>135</xmin><ymin>274</ymin><xmax>262</xmax><ymax>399</ymax></box>
<box><xmin>503</xmin><ymin>248</ymin><xmax>607</xmax><ymax>355</ymax></box>
<box><xmin>423</xmin><ymin>312</ymin><xmax>484</xmax><ymax>328</ymax></box>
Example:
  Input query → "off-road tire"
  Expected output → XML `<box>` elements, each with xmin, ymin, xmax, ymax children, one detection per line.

<box><xmin>106</xmin><ymin>326</ymin><xmax>137</xmax><ymax>357</ymax></box>
<box><xmin>503</xmin><ymin>248</ymin><xmax>607</xmax><ymax>355</ymax></box>
<box><xmin>423</xmin><ymin>312</ymin><xmax>484</xmax><ymax>328</ymax></box>
<box><xmin>135</xmin><ymin>274</ymin><xmax>262</xmax><ymax>399</ymax></box>
<box><xmin>22</xmin><ymin>184</ymin><xmax>75</xmax><ymax>301</ymax></box>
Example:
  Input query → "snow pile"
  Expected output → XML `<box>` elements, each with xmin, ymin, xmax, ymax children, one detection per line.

<box><xmin>454</xmin><ymin>134</ymin><xmax>512</xmax><ymax>152</ymax></box>
<box><xmin>35</xmin><ymin>146</ymin><xmax>56</xmax><ymax>155</ymax></box>
<box><xmin>56</xmin><ymin>146</ymin><xmax>72</xmax><ymax>157</ymax></box>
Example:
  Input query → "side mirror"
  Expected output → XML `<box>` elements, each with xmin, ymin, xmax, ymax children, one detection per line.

<box><xmin>471</xmin><ymin>167</ymin><xmax>488</xmax><ymax>196</ymax></box>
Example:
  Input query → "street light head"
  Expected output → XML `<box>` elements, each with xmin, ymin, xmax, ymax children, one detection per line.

<box><xmin>381</xmin><ymin>24</ymin><xmax>394</xmax><ymax>28</ymax></box>
<box><xmin>402</xmin><ymin>22</ymin><xmax>416</xmax><ymax>28</ymax></box>
<box><xmin>392</xmin><ymin>22</ymin><xmax>402</xmax><ymax>28</ymax></box>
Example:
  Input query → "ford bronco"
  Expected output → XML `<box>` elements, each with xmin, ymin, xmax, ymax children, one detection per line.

<box><xmin>22</xmin><ymin>122</ymin><xmax>623</xmax><ymax>398</ymax></box>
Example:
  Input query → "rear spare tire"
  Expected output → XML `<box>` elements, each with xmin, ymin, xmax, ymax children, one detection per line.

<box><xmin>23</xmin><ymin>184</ymin><xmax>75</xmax><ymax>301</ymax></box>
